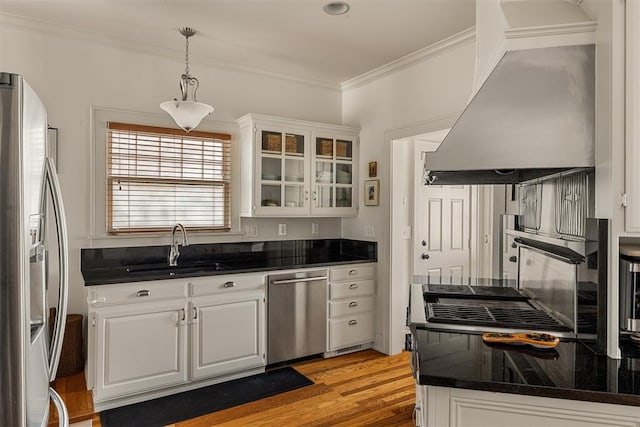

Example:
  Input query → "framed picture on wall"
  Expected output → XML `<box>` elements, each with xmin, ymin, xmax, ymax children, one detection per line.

<box><xmin>364</xmin><ymin>179</ymin><xmax>379</xmax><ymax>206</ymax></box>
<box><xmin>368</xmin><ymin>161</ymin><xmax>377</xmax><ymax>178</ymax></box>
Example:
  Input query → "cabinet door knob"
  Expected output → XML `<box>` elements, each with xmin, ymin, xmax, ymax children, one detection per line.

<box><xmin>223</xmin><ymin>281</ymin><xmax>236</xmax><ymax>288</ymax></box>
<box><xmin>349</xmin><ymin>283</ymin><xmax>358</xmax><ymax>289</ymax></box>
<box><xmin>421</xmin><ymin>240</ymin><xmax>427</xmax><ymax>247</ymax></box>
<box><xmin>193</xmin><ymin>306</ymin><xmax>198</xmax><ymax>320</ymax></box>
<box><xmin>180</xmin><ymin>308</ymin><xmax>185</xmax><ymax>321</ymax></box>
<box><xmin>509</xmin><ymin>256</ymin><xmax>518</xmax><ymax>263</ymax></box>
<box><xmin>421</xmin><ymin>253</ymin><xmax>430</xmax><ymax>260</ymax></box>
<box><xmin>348</xmin><ymin>301</ymin><xmax>358</xmax><ymax>308</ymax></box>
<box><xmin>348</xmin><ymin>320</ymin><xmax>358</xmax><ymax>326</ymax></box>
<box><xmin>136</xmin><ymin>290</ymin><xmax>150</xmax><ymax>297</ymax></box>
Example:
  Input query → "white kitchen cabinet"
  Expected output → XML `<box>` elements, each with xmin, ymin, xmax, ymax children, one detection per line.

<box><xmin>92</xmin><ymin>298</ymin><xmax>189</xmax><ymax>402</ymax></box>
<box><xmin>414</xmin><ymin>383</ymin><xmax>427</xmax><ymax>427</ymax></box>
<box><xmin>237</xmin><ymin>113</ymin><xmax>359</xmax><ymax>217</ymax></box>
<box><xmin>423</xmin><ymin>386</ymin><xmax>640</xmax><ymax>427</ymax></box>
<box><xmin>190</xmin><ymin>289</ymin><xmax>265</xmax><ymax>380</ymax></box>
<box><xmin>87</xmin><ymin>272</ymin><xmax>267</xmax><ymax>408</ymax></box>
<box><xmin>626</xmin><ymin>0</ymin><xmax>640</xmax><ymax>232</ymax></box>
<box><xmin>325</xmin><ymin>264</ymin><xmax>376</xmax><ymax>355</ymax></box>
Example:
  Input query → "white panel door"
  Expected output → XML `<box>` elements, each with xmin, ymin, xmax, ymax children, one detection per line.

<box><xmin>415</xmin><ymin>184</ymin><xmax>471</xmax><ymax>284</ymax></box>
<box><xmin>94</xmin><ymin>299</ymin><xmax>188</xmax><ymax>401</ymax></box>
<box><xmin>191</xmin><ymin>290</ymin><xmax>265</xmax><ymax>380</ymax></box>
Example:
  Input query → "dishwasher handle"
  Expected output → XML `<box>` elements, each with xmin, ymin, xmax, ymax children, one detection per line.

<box><xmin>270</xmin><ymin>276</ymin><xmax>328</xmax><ymax>285</ymax></box>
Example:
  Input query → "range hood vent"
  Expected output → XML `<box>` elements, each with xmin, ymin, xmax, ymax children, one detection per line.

<box><xmin>424</xmin><ymin>44</ymin><xmax>595</xmax><ymax>185</ymax></box>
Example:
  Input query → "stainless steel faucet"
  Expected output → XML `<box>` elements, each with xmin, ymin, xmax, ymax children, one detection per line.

<box><xmin>168</xmin><ymin>223</ymin><xmax>189</xmax><ymax>266</ymax></box>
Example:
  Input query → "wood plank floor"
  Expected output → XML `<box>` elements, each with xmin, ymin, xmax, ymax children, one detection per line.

<box><xmin>61</xmin><ymin>350</ymin><xmax>414</xmax><ymax>427</ymax></box>
<box><xmin>48</xmin><ymin>371</ymin><xmax>95</xmax><ymax>427</ymax></box>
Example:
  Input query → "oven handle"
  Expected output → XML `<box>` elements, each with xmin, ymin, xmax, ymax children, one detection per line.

<box><xmin>514</xmin><ymin>237</ymin><xmax>584</xmax><ymax>265</ymax></box>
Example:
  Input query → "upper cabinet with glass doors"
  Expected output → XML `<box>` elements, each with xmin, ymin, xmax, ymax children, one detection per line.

<box><xmin>237</xmin><ymin>114</ymin><xmax>359</xmax><ymax>217</ymax></box>
<box><xmin>312</xmin><ymin>134</ymin><xmax>355</xmax><ymax>215</ymax></box>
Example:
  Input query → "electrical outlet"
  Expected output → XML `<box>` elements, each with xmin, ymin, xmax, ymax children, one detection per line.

<box><xmin>245</xmin><ymin>225</ymin><xmax>258</xmax><ymax>237</ymax></box>
<box><xmin>278</xmin><ymin>223</ymin><xmax>287</xmax><ymax>236</ymax></box>
<box><xmin>311</xmin><ymin>223</ymin><xmax>319</xmax><ymax>235</ymax></box>
<box><xmin>364</xmin><ymin>225</ymin><xmax>375</xmax><ymax>238</ymax></box>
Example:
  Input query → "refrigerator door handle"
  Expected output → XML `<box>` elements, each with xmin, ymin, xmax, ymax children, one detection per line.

<box><xmin>45</xmin><ymin>158</ymin><xmax>70</xmax><ymax>381</ymax></box>
<box><xmin>49</xmin><ymin>387</ymin><xmax>69</xmax><ymax>427</ymax></box>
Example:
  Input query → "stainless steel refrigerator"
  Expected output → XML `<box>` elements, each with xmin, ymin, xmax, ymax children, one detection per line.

<box><xmin>0</xmin><ymin>72</ymin><xmax>70</xmax><ymax>426</ymax></box>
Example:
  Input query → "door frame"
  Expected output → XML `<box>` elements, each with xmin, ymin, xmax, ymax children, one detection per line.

<box><xmin>386</xmin><ymin>113</ymin><xmax>460</xmax><ymax>355</ymax></box>
<box><xmin>387</xmin><ymin>114</ymin><xmax>497</xmax><ymax>354</ymax></box>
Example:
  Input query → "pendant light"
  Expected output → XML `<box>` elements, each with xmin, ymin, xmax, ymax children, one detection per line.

<box><xmin>160</xmin><ymin>27</ymin><xmax>214</xmax><ymax>132</ymax></box>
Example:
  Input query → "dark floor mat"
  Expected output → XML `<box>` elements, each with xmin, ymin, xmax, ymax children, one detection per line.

<box><xmin>100</xmin><ymin>367</ymin><xmax>313</xmax><ymax>427</ymax></box>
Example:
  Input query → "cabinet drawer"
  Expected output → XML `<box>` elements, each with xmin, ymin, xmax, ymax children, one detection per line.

<box><xmin>328</xmin><ymin>313</ymin><xmax>374</xmax><ymax>350</ymax></box>
<box><xmin>330</xmin><ymin>280</ymin><xmax>374</xmax><ymax>300</ymax></box>
<box><xmin>190</xmin><ymin>272</ymin><xmax>265</xmax><ymax>296</ymax></box>
<box><xmin>88</xmin><ymin>281</ymin><xmax>187</xmax><ymax>306</ymax></box>
<box><xmin>329</xmin><ymin>264</ymin><xmax>375</xmax><ymax>282</ymax></box>
<box><xmin>329</xmin><ymin>296</ymin><xmax>374</xmax><ymax>318</ymax></box>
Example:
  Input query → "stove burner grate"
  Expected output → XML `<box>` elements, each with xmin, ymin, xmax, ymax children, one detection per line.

<box><xmin>423</xmin><ymin>284</ymin><xmax>529</xmax><ymax>301</ymax></box>
<box><xmin>427</xmin><ymin>303</ymin><xmax>572</xmax><ymax>332</ymax></box>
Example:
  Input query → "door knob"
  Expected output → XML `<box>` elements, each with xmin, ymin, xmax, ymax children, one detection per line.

<box><xmin>421</xmin><ymin>253</ymin><xmax>430</xmax><ymax>260</ymax></box>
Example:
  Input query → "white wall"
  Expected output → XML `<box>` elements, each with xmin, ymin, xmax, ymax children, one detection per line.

<box><xmin>581</xmin><ymin>0</ymin><xmax>626</xmax><ymax>358</ymax></box>
<box><xmin>0</xmin><ymin>18</ymin><xmax>344</xmax><ymax>316</ymax></box>
<box><xmin>341</xmin><ymin>41</ymin><xmax>477</xmax><ymax>354</ymax></box>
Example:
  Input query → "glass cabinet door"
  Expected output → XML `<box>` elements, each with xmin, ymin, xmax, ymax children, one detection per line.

<box><xmin>312</xmin><ymin>136</ymin><xmax>355</xmax><ymax>213</ymax></box>
<box><xmin>257</xmin><ymin>128</ymin><xmax>308</xmax><ymax>214</ymax></box>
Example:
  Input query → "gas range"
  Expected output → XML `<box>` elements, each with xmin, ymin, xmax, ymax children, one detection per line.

<box><xmin>410</xmin><ymin>281</ymin><xmax>576</xmax><ymax>338</ymax></box>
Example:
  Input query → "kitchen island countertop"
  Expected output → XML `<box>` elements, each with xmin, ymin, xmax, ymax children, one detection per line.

<box><xmin>411</xmin><ymin>325</ymin><xmax>640</xmax><ymax>407</ymax></box>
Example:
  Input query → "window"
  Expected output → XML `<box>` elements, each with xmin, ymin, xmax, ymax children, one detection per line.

<box><xmin>106</xmin><ymin>122</ymin><xmax>231</xmax><ymax>234</ymax></box>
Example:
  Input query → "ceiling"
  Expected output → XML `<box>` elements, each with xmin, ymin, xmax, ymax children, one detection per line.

<box><xmin>0</xmin><ymin>0</ymin><xmax>475</xmax><ymax>87</ymax></box>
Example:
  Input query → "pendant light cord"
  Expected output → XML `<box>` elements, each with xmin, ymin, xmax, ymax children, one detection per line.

<box><xmin>184</xmin><ymin>34</ymin><xmax>190</xmax><ymax>77</ymax></box>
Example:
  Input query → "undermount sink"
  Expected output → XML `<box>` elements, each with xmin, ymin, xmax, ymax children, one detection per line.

<box><xmin>125</xmin><ymin>262</ymin><xmax>230</xmax><ymax>276</ymax></box>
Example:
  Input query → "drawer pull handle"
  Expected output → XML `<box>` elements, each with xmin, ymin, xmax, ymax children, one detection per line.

<box><xmin>136</xmin><ymin>290</ymin><xmax>150</xmax><ymax>297</ymax></box>
<box><xmin>223</xmin><ymin>281</ymin><xmax>236</xmax><ymax>288</ymax></box>
<box><xmin>348</xmin><ymin>320</ymin><xmax>358</xmax><ymax>326</ymax></box>
<box><xmin>348</xmin><ymin>270</ymin><xmax>358</xmax><ymax>276</ymax></box>
<box><xmin>349</xmin><ymin>301</ymin><xmax>358</xmax><ymax>307</ymax></box>
<box><xmin>349</xmin><ymin>283</ymin><xmax>358</xmax><ymax>289</ymax></box>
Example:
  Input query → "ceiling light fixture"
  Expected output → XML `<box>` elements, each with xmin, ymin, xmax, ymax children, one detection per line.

<box><xmin>323</xmin><ymin>1</ymin><xmax>350</xmax><ymax>15</ymax></box>
<box><xmin>160</xmin><ymin>27</ymin><xmax>214</xmax><ymax>133</ymax></box>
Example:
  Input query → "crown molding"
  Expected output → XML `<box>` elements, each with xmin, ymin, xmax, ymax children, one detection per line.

<box><xmin>341</xmin><ymin>26</ymin><xmax>476</xmax><ymax>91</ymax></box>
<box><xmin>236</xmin><ymin>113</ymin><xmax>359</xmax><ymax>134</ymax></box>
<box><xmin>505</xmin><ymin>20</ymin><xmax>597</xmax><ymax>40</ymax></box>
<box><xmin>0</xmin><ymin>12</ymin><xmax>342</xmax><ymax>92</ymax></box>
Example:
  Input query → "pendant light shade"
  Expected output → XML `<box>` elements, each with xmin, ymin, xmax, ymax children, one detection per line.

<box><xmin>161</xmin><ymin>27</ymin><xmax>214</xmax><ymax>132</ymax></box>
<box><xmin>160</xmin><ymin>100</ymin><xmax>214</xmax><ymax>133</ymax></box>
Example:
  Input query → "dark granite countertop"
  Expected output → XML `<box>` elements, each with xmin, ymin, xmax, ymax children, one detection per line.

<box><xmin>81</xmin><ymin>238</ymin><xmax>376</xmax><ymax>286</ymax></box>
<box><xmin>410</xmin><ymin>325</ymin><xmax>640</xmax><ymax>407</ymax></box>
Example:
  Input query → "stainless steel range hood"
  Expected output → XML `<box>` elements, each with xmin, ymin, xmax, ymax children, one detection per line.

<box><xmin>424</xmin><ymin>44</ymin><xmax>595</xmax><ymax>185</ymax></box>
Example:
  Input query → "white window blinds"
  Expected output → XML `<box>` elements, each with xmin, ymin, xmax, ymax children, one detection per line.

<box><xmin>106</xmin><ymin>122</ymin><xmax>231</xmax><ymax>234</ymax></box>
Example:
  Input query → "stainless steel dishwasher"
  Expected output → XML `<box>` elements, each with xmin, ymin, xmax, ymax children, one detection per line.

<box><xmin>267</xmin><ymin>270</ymin><xmax>327</xmax><ymax>364</ymax></box>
